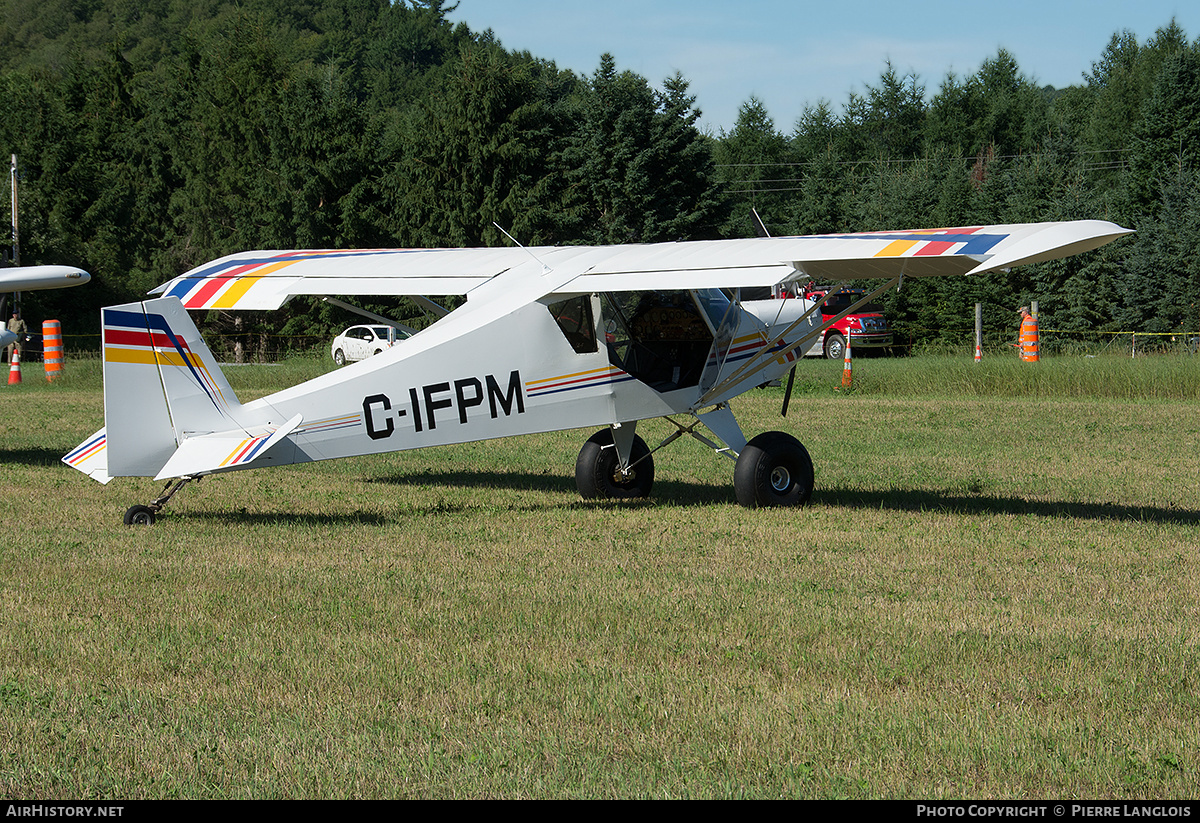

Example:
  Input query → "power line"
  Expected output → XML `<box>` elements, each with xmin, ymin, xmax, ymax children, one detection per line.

<box><xmin>715</xmin><ymin>147</ymin><xmax>1133</xmax><ymax>193</ymax></box>
<box><xmin>715</xmin><ymin>147</ymin><xmax>1131</xmax><ymax>172</ymax></box>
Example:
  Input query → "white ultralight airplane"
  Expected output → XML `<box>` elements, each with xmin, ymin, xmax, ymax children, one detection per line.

<box><xmin>0</xmin><ymin>265</ymin><xmax>92</xmax><ymax>348</ymax></box>
<box><xmin>63</xmin><ymin>221</ymin><xmax>1131</xmax><ymax>525</ymax></box>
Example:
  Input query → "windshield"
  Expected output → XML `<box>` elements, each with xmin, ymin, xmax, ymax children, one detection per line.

<box><xmin>821</xmin><ymin>292</ymin><xmax>882</xmax><ymax>314</ymax></box>
<box><xmin>691</xmin><ymin>289</ymin><xmax>734</xmax><ymax>334</ymax></box>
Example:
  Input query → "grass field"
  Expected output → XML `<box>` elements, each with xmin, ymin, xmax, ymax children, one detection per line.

<box><xmin>1</xmin><ymin>352</ymin><xmax>1198</xmax><ymax>798</ymax></box>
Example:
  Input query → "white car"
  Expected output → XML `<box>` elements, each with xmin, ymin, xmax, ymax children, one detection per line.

<box><xmin>331</xmin><ymin>325</ymin><xmax>402</xmax><ymax>365</ymax></box>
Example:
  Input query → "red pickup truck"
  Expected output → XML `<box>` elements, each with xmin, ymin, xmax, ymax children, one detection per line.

<box><xmin>796</xmin><ymin>286</ymin><xmax>893</xmax><ymax>359</ymax></box>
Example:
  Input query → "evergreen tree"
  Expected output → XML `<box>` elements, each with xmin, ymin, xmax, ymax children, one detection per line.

<box><xmin>788</xmin><ymin>101</ymin><xmax>848</xmax><ymax>235</ymax></box>
<box><xmin>1082</xmin><ymin>21</ymin><xmax>1190</xmax><ymax>200</ymax></box>
<box><xmin>1118</xmin><ymin>166</ymin><xmax>1200</xmax><ymax>334</ymax></box>
<box><xmin>713</xmin><ymin>96</ymin><xmax>795</xmax><ymax>237</ymax></box>
<box><xmin>924</xmin><ymin>71</ymin><xmax>979</xmax><ymax>158</ymax></box>
<box><xmin>362</xmin><ymin>0</ymin><xmax>473</xmax><ymax>111</ymax></box>
<box><xmin>160</xmin><ymin>15</ymin><xmax>373</xmax><ymax>261</ymax></box>
<box><xmin>642</xmin><ymin>72</ymin><xmax>728</xmax><ymax>240</ymax></box>
<box><xmin>862</xmin><ymin>62</ymin><xmax>925</xmax><ymax>160</ymax></box>
<box><xmin>382</xmin><ymin>44</ymin><xmax>571</xmax><ymax>248</ymax></box>
<box><xmin>564</xmin><ymin>54</ymin><xmax>726</xmax><ymax>244</ymax></box>
<box><xmin>1126</xmin><ymin>45</ymin><xmax>1200</xmax><ymax>217</ymax></box>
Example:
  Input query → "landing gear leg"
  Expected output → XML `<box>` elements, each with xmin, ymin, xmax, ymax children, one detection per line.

<box><xmin>123</xmin><ymin>476</ymin><xmax>197</xmax><ymax>525</ymax></box>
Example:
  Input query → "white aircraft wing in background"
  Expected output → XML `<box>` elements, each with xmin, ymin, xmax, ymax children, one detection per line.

<box><xmin>0</xmin><ymin>264</ymin><xmax>90</xmax><ymax>292</ymax></box>
<box><xmin>1</xmin><ymin>264</ymin><xmax>91</xmax><ymax>349</ymax></box>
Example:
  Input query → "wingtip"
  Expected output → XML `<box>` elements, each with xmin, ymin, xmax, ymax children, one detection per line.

<box><xmin>966</xmin><ymin>220</ymin><xmax>1135</xmax><ymax>276</ymax></box>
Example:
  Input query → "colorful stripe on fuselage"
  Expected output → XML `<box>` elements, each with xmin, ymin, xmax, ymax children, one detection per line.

<box><xmin>525</xmin><ymin>366</ymin><xmax>634</xmax><ymax>399</ymax></box>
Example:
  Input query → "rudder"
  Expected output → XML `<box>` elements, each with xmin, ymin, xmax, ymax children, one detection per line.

<box><xmin>100</xmin><ymin>297</ymin><xmax>244</xmax><ymax>477</ymax></box>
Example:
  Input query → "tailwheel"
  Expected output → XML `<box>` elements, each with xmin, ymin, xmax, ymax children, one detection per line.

<box><xmin>122</xmin><ymin>476</ymin><xmax>197</xmax><ymax>526</ymax></box>
<box><xmin>575</xmin><ymin>429</ymin><xmax>654</xmax><ymax>500</ymax></box>
<box><xmin>733</xmin><ymin>431</ymin><xmax>814</xmax><ymax>508</ymax></box>
<box><xmin>123</xmin><ymin>505</ymin><xmax>156</xmax><ymax>526</ymax></box>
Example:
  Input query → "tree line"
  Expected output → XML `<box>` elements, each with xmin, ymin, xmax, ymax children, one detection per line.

<box><xmin>0</xmin><ymin>0</ymin><xmax>1196</xmax><ymax>351</ymax></box>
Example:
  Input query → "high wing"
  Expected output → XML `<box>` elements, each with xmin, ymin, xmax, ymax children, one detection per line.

<box><xmin>561</xmin><ymin>220</ymin><xmax>1132</xmax><ymax>292</ymax></box>
<box><xmin>149</xmin><ymin>221</ymin><xmax>1132</xmax><ymax>310</ymax></box>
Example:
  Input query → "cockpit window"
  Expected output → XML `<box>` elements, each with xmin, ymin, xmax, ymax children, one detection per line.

<box><xmin>600</xmin><ymin>290</ymin><xmax>714</xmax><ymax>391</ymax></box>
<box><xmin>547</xmin><ymin>296</ymin><xmax>598</xmax><ymax>354</ymax></box>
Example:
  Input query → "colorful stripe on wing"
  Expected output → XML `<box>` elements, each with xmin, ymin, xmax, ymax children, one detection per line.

<box><xmin>163</xmin><ymin>249</ymin><xmax>404</xmax><ymax>310</ymax></box>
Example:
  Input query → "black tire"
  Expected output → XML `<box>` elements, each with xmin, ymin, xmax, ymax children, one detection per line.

<box><xmin>575</xmin><ymin>429</ymin><xmax>654</xmax><ymax>500</ymax></box>
<box><xmin>734</xmin><ymin>431</ymin><xmax>814</xmax><ymax>508</ymax></box>
<box><xmin>824</xmin><ymin>333</ymin><xmax>846</xmax><ymax>360</ymax></box>
<box><xmin>333</xmin><ymin>349</ymin><xmax>346</xmax><ymax>366</ymax></box>
<box><xmin>123</xmin><ymin>505</ymin><xmax>157</xmax><ymax>526</ymax></box>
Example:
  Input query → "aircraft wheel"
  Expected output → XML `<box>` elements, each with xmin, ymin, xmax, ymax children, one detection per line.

<box><xmin>734</xmin><ymin>431</ymin><xmax>814</xmax><ymax>508</ymax></box>
<box><xmin>123</xmin><ymin>505</ymin><xmax>157</xmax><ymax>526</ymax></box>
<box><xmin>333</xmin><ymin>349</ymin><xmax>346</xmax><ymax>366</ymax></box>
<box><xmin>575</xmin><ymin>429</ymin><xmax>654</xmax><ymax>500</ymax></box>
<box><xmin>824</xmin><ymin>333</ymin><xmax>846</xmax><ymax>360</ymax></box>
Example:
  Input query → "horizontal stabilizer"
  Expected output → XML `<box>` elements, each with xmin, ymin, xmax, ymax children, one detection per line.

<box><xmin>153</xmin><ymin>413</ymin><xmax>303</xmax><ymax>480</ymax></box>
<box><xmin>62</xmin><ymin>428</ymin><xmax>112</xmax><ymax>484</ymax></box>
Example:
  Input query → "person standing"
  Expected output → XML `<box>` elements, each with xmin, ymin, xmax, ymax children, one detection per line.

<box><xmin>1018</xmin><ymin>306</ymin><xmax>1039</xmax><ymax>362</ymax></box>
<box><xmin>6</xmin><ymin>309</ymin><xmax>27</xmax><ymax>363</ymax></box>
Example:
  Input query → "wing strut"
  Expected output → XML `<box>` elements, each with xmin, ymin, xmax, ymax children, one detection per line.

<box><xmin>696</xmin><ymin>277</ymin><xmax>900</xmax><ymax>407</ymax></box>
<box><xmin>321</xmin><ymin>297</ymin><xmax>420</xmax><ymax>335</ymax></box>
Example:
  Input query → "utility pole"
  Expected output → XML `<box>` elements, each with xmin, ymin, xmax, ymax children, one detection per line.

<box><xmin>10</xmin><ymin>154</ymin><xmax>17</xmax><ymax>267</ymax></box>
<box><xmin>3</xmin><ymin>153</ymin><xmax>15</xmax><ymax>320</ymax></box>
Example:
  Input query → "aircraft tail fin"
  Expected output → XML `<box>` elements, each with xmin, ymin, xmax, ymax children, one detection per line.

<box><xmin>85</xmin><ymin>297</ymin><xmax>247</xmax><ymax>478</ymax></box>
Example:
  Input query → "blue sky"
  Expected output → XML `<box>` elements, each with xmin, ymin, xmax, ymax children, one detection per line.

<box><xmin>448</xmin><ymin>0</ymin><xmax>1195</xmax><ymax>134</ymax></box>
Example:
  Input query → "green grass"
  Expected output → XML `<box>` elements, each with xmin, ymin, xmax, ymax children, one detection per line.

<box><xmin>1</xmin><ymin>352</ymin><xmax>1198</xmax><ymax>798</ymax></box>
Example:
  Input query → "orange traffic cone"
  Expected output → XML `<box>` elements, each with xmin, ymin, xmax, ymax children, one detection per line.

<box><xmin>7</xmin><ymin>349</ymin><xmax>20</xmax><ymax>385</ymax></box>
<box><xmin>975</xmin><ymin>342</ymin><xmax>982</xmax><ymax>362</ymax></box>
<box><xmin>841</xmin><ymin>340</ymin><xmax>853</xmax><ymax>389</ymax></box>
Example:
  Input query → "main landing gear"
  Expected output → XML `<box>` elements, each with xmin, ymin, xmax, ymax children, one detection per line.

<box><xmin>733</xmin><ymin>431</ymin><xmax>813</xmax><ymax>508</ymax></box>
<box><xmin>123</xmin><ymin>476</ymin><xmax>197</xmax><ymax>525</ymax></box>
<box><xmin>574</xmin><ymin>424</ymin><xmax>813</xmax><ymax>508</ymax></box>
<box><xmin>575</xmin><ymin>429</ymin><xmax>655</xmax><ymax>500</ymax></box>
